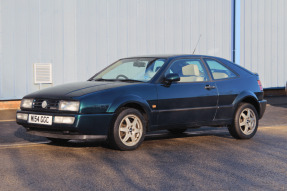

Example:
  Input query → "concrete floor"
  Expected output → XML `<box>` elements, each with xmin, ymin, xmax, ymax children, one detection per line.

<box><xmin>0</xmin><ymin>96</ymin><xmax>286</xmax><ymax>190</ymax></box>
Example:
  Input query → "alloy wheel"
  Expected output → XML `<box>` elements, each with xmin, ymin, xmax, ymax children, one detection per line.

<box><xmin>239</xmin><ymin>108</ymin><xmax>257</xmax><ymax>135</ymax></box>
<box><xmin>118</xmin><ymin>114</ymin><xmax>143</xmax><ymax>147</ymax></box>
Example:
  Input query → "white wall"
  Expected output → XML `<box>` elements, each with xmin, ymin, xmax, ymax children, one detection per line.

<box><xmin>240</xmin><ymin>0</ymin><xmax>287</xmax><ymax>88</ymax></box>
<box><xmin>0</xmin><ymin>0</ymin><xmax>232</xmax><ymax>100</ymax></box>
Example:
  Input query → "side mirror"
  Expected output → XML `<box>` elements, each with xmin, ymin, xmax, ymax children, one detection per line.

<box><xmin>164</xmin><ymin>73</ymin><xmax>180</xmax><ymax>86</ymax></box>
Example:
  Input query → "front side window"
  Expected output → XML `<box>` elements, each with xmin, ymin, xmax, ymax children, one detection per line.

<box><xmin>92</xmin><ymin>58</ymin><xmax>166</xmax><ymax>82</ymax></box>
<box><xmin>205</xmin><ymin>59</ymin><xmax>237</xmax><ymax>80</ymax></box>
<box><xmin>165</xmin><ymin>59</ymin><xmax>208</xmax><ymax>82</ymax></box>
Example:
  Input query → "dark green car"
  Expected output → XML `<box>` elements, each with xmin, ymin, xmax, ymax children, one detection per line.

<box><xmin>16</xmin><ymin>55</ymin><xmax>267</xmax><ymax>150</ymax></box>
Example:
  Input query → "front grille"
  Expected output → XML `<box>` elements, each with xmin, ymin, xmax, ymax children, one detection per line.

<box><xmin>33</xmin><ymin>99</ymin><xmax>59</xmax><ymax>110</ymax></box>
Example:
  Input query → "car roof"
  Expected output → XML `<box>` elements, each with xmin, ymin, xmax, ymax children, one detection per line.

<box><xmin>122</xmin><ymin>54</ymin><xmax>225</xmax><ymax>60</ymax></box>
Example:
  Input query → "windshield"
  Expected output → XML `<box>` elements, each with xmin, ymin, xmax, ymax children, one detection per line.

<box><xmin>91</xmin><ymin>58</ymin><xmax>166</xmax><ymax>82</ymax></box>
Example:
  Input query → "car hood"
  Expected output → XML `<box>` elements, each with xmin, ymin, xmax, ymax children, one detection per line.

<box><xmin>24</xmin><ymin>81</ymin><xmax>136</xmax><ymax>99</ymax></box>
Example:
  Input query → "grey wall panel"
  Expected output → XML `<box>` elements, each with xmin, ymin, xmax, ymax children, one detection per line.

<box><xmin>0</xmin><ymin>1</ymin><xmax>2</xmax><ymax>99</ymax></box>
<box><xmin>0</xmin><ymin>0</ymin><xmax>232</xmax><ymax>100</ymax></box>
<box><xmin>241</xmin><ymin>0</ymin><xmax>287</xmax><ymax>88</ymax></box>
<box><xmin>1</xmin><ymin>0</ymin><xmax>16</xmax><ymax>99</ymax></box>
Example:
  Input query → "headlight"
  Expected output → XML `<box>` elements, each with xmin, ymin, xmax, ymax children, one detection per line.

<box><xmin>21</xmin><ymin>99</ymin><xmax>33</xmax><ymax>108</ymax></box>
<box><xmin>58</xmin><ymin>100</ymin><xmax>80</xmax><ymax>112</ymax></box>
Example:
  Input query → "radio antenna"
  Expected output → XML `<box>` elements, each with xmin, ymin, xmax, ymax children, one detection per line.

<box><xmin>192</xmin><ymin>34</ymin><xmax>201</xmax><ymax>54</ymax></box>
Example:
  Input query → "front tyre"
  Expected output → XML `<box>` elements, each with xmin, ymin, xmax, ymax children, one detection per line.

<box><xmin>228</xmin><ymin>103</ymin><xmax>259</xmax><ymax>139</ymax></box>
<box><xmin>108</xmin><ymin>108</ymin><xmax>146</xmax><ymax>151</ymax></box>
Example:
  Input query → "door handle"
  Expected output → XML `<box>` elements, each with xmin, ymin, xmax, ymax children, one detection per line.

<box><xmin>205</xmin><ymin>85</ymin><xmax>216</xmax><ymax>90</ymax></box>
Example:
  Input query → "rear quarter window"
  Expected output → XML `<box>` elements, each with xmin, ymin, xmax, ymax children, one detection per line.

<box><xmin>205</xmin><ymin>59</ymin><xmax>237</xmax><ymax>80</ymax></box>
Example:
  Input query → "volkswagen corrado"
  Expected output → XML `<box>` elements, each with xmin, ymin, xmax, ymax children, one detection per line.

<box><xmin>16</xmin><ymin>55</ymin><xmax>267</xmax><ymax>150</ymax></box>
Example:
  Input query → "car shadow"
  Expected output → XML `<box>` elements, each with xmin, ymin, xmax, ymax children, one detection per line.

<box><xmin>14</xmin><ymin>125</ymin><xmax>232</xmax><ymax>149</ymax></box>
<box><xmin>47</xmin><ymin>139</ymin><xmax>110</xmax><ymax>148</ymax></box>
<box><xmin>13</xmin><ymin>126</ymin><xmax>109</xmax><ymax>148</ymax></box>
<box><xmin>14</xmin><ymin>126</ymin><xmax>48</xmax><ymax>142</ymax></box>
<box><xmin>43</xmin><ymin>128</ymin><xmax>233</xmax><ymax>148</ymax></box>
<box><xmin>144</xmin><ymin>128</ymin><xmax>233</xmax><ymax>142</ymax></box>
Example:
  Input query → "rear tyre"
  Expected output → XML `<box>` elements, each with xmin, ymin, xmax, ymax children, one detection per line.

<box><xmin>108</xmin><ymin>108</ymin><xmax>146</xmax><ymax>151</ymax></box>
<box><xmin>47</xmin><ymin>138</ymin><xmax>70</xmax><ymax>144</ymax></box>
<box><xmin>228</xmin><ymin>103</ymin><xmax>259</xmax><ymax>139</ymax></box>
<box><xmin>168</xmin><ymin>128</ymin><xmax>187</xmax><ymax>134</ymax></box>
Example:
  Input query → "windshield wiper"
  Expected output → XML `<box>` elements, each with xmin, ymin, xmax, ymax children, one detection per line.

<box><xmin>93</xmin><ymin>78</ymin><xmax>143</xmax><ymax>83</ymax></box>
<box><xmin>93</xmin><ymin>78</ymin><xmax>116</xmax><ymax>81</ymax></box>
<box><xmin>117</xmin><ymin>79</ymin><xmax>144</xmax><ymax>83</ymax></box>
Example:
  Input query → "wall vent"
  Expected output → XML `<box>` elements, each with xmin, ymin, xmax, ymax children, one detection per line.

<box><xmin>34</xmin><ymin>63</ymin><xmax>52</xmax><ymax>84</ymax></box>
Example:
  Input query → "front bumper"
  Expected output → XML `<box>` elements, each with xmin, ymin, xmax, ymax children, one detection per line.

<box><xmin>259</xmin><ymin>100</ymin><xmax>267</xmax><ymax>119</ymax></box>
<box><xmin>16</xmin><ymin>110</ymin><xmax>114</xmax><ymax>139</ymax></box>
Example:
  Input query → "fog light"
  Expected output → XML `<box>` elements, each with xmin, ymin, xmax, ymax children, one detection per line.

<box><xmin>17</xmin><ymin>113</ymin><xmax>28</xmax><ymax>120</ymax></box>
<box><xmin>54</xmin><ymin>116</ymin><xmax>75</xmax><ymax>124</ymax></box>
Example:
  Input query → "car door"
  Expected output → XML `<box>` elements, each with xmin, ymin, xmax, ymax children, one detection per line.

<box><xmin>156</xmin><ymin>58</ymin><xmax>218</xmax><ymax>127</ymax></box>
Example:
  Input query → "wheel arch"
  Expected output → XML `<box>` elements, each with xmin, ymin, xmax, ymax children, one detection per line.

<box><xmin>233</xmin><ymin>91</ymin><xmax>260</xmax><ymax>116</ymax></box>
<box><xmin>228</xmin><ymin>91</ymin><xmax>260</xmax><ymax>139</ymax></box>
<box><xmin>107</xmin><ymin>95</ymin><xmax>152</xmax><ymax>131</ymax></box>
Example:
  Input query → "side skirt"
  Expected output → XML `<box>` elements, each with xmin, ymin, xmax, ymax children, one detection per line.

<box><xmin>149</xmin><ymin>119</ymin><xmax>232</xmax><ymax>132</ymax></box>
